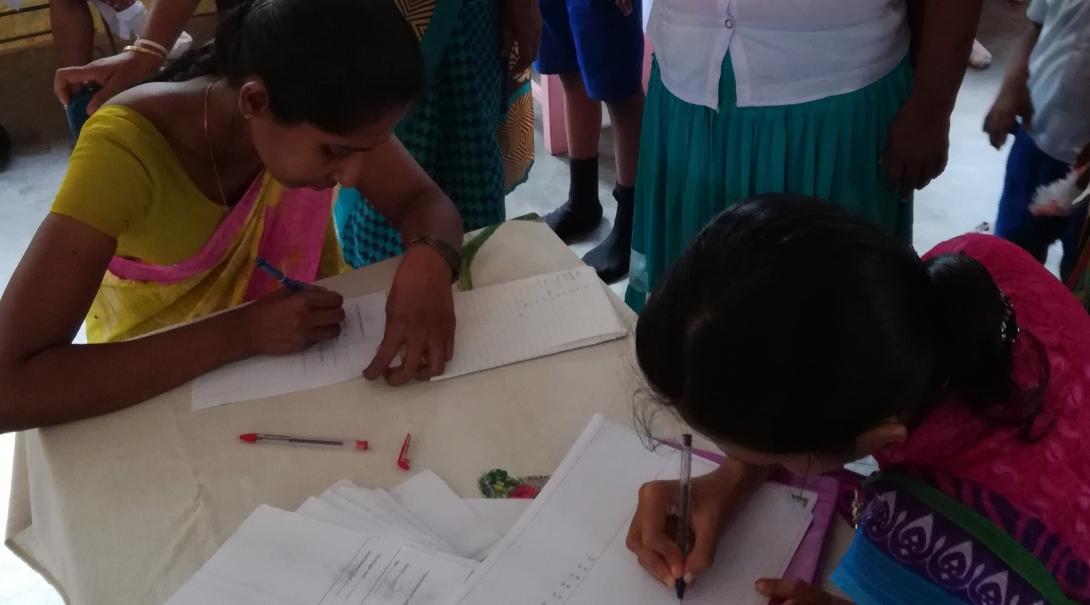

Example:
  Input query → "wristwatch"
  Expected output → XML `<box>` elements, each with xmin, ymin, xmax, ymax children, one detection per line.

<box><xmin>409</xmin><ymin>235</ymin><xmax>462</xmax><ymax>283</ymax></box>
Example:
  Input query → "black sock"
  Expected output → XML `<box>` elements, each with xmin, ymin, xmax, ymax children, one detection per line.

<box><xmin>582</xmin><ymin>184</ymin><xmax>634</xmax><ymax>283</ymax></box>
<box><xmin>544</xmin><ymin>156</ymin><xmax>603</xmax><ymax>242</ymax></box>
<box><xmin>0</xmin><ymin>123</ymin><xmax>10</xmax><ymax>171</ymax></box>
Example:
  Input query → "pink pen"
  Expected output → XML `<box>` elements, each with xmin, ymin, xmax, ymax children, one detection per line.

<box><xmin>240</xmin><ymin>433</ymin><xmax>369</xmax><ymax>451</ymax></box>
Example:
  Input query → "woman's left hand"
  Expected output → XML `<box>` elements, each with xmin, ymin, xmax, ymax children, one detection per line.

<box><xmin>755</xmin><ymin>578</ymin><xmax>852</xmax><ymax>605</ymax></box>
<box><xmin>883</xmin><ymin>94</ymin><xmax>950</xmax><ymax>195</ymax></box>
<box><xmin>364</xmin><ymin>244</ymin><xmax>455</xmax><ymax>385</ymax></box>
<box><xmin>500</xmin><ymin>0</ymin><xmax>542</xmax><ymax>74</ymax></box>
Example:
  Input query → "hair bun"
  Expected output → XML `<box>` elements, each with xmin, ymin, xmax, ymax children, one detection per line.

<box><xmin>925</xmin><ymin>253</ymin><xmax>1013</xmax><ymax>404</ymax></box>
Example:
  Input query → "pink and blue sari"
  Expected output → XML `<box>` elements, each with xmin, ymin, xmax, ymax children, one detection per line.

<box><xmin>833</xmin><ymin>235</ymin><xmax>1090</xmax><ymax>605</ymax></box>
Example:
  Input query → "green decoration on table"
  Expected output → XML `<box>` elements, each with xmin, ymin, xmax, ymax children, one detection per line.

<box><xmin>458</xmin><ymin>214</ymin><xmax>541</xmax><ymax>292</ymax></box>
<box><xmin>478</xmin><ymin>468</ymin><xmax>549</xmax><ymax>499</ymax></box>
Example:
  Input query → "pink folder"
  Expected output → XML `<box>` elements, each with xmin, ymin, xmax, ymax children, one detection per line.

<box><xmin>686</xmin><ymin>447</ymin><xmax>839</xmax><ymax>585</ymax></box>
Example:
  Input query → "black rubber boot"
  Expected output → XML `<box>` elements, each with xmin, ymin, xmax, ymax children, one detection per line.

<box><xmin>544</xmin><ymin>156</ymin><xmax>603</xmax><ymax>242</ymax></box>
<box><xmin>582</xmin><ymin>185</ymin><xmax>634</xmax><ymax>283</ymax></box>
<box><xmin>0</xmin><ymin>122</ymin><xmax>10</xmax><ymax>171</ymax></box>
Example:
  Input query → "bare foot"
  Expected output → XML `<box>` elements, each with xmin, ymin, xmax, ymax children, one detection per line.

<box><xmin>969</xmin><ymin>39</ymin><xmax>992</xmax><ymax>70</ymax></box>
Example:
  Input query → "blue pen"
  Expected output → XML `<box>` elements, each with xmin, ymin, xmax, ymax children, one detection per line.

<box><xmin>255</xmin><ymin>257</ymin><xmax>306</xmax><ymax>291</ymax></box>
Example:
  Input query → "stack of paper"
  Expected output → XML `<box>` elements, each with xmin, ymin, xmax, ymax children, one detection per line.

<box><xmin>166</xmin><ymin>472</ymin><xmax>530</xmax><ymax>605</ymax></box>
<box><xmin>192</xmin><ymin>266</ymin><xmax>626</xmax><ymax>409</ymax></box>
<box><xmin>164</xmin><ymin>506</ymin><xmax>475</xmax><ymax>605</ymax></box>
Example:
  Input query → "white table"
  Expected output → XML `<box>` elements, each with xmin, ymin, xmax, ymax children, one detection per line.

<box><xmin>5</xmin><ymin>221</ymin><xmax>851</xmax><ymax>604</ymax></box>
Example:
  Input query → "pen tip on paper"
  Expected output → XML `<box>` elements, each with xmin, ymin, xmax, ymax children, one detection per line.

<box><xmin>239</xmin><ymin>433</ymin><xmax>257</xmax><ymax>443</ymax></box>
<box><xmin>675</xmin><ymin>578</ymin><xmax>686</xmax><ymax>600</ymax></box>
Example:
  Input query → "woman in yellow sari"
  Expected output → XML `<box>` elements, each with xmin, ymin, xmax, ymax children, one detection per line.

<box><xmin>0</xmin><ymin>0</ymin><xmax>464</xmax><ymax>432</ymax></box>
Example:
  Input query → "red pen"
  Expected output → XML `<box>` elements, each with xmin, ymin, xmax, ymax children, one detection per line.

<box><xmin>397</xmin><ymin>433</ymin><xmax>412</xmax><ymax>470</ymax></box>
<box><xmin>239</xmin><ymin>433</ymin><xmax>369</xmax><ymax>451</ymax></box>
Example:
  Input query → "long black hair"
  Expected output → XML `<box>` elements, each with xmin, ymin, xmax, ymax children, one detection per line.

<box><xmin>636</xmin><ymin>195</ymin><xmax>1042</xmax><ymax>455</ymax></box>
<box><xmin>155</xmin><ymin>0</ymin><xmax>423</xmax><ymax>133</ymax></box>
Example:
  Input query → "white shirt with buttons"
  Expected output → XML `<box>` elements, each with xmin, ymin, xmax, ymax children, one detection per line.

<box><xmin>646</xmin><ymin>0</ymin><xmax>911</xmax><ymax>109</ymax></box>
<box><xmin>1024</xmin><ymin>0</ymin><xmax>1090</xmax><ymax>164</ymax></box>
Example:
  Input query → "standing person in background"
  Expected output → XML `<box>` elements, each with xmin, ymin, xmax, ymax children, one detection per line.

<box><xmin>625</xmin><ymin>0</ymin><xmax>980</xmax><ymax>312</ymax></box>
<box><xmin>0</xmin><ymin>122</ymin><xmax>10</xmax><ymax>170</ymax></box>
<box><xmin>335</xmin><ymin>0</ymin><xmax>539</xmax><ymax>268</ymax></box>
<box><xmin>983</xmin><ymin>0</ymin><xmax>1090</xmax><ymax>280</ymax></box>
<box><xmin>51</xmin><ymin>0</ymin><xmax>144</xmax><ymax>70</ymax></box>
<box><xmin>1063</xmin><ymin>142</ymin><xmax>1090</xmax><ymax>312</ymax></box>
<box><xmin>535</xmin><ymin>0</ymin><xmax>644</xmax><ymax>284</ymax></box>
<box><xmin>54</xmin><ymin>1</ymin><xmax>536</xmax><ymax>266</ymax></box>
<box><xmin>50</xmin><ymin>0</ymin><xmax>194</xmax><ymax>138</ymax></box>
<box><xmin>54</xmin><ymin>0</ymin><xmax>236</xmax><ymax>115</ymax></box>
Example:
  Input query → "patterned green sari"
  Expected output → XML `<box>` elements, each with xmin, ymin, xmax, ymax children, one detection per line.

<box><xmin>335</xmin><ymin>0</ymin><xmax>534</xmax><ymax>268</ymax></box>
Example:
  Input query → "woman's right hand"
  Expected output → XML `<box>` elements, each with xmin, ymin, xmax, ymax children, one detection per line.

<box><xmin>983</xmin><ymin>78</ymin><xmax>1034</xmax><ymax>151</ymax></box>
<box><xmin>237</xmin><ymin>287</ymin><xmax>345</xmax><ymax>356</ymax></box>
<box><xmin>626</xmin><ymin>469</ymin><xmax>746</xmax><ymax>588</ymax></box>
<box><xmin>54</xmin><ymin>50</ymin><xmax>164</xmax><ymax>114</ymax></box>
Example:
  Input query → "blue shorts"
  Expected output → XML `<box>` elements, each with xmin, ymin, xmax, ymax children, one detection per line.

<box><xmin>535</xmin><ymin>0</ymin><xmax>644</xmax><ymax>102</ymax></box>
<box><xmin>994</xmin><ymin>126</ymin><xmax>1087</xmax><ymax>279</ymax></box>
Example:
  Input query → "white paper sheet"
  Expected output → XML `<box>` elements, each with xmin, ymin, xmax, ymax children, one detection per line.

<box><xmin>191</xmin><ymin>267</ymin><xmax>626</xmax><ymax>408</ymax></box>
<box><xmin>165</xmin><ymin>505</ymin><xmax>475</xmax><ymax>605</ymax></box>
<box><xmin>454</xmin><ymin>416</ymin><xmax>813</xmax><ymax>605</ymax></box>
<box><xmin>191</xmin><ymin>292</ymin><xmax>387</xmax><ymax>409</ymax></box>
<box><xmin>296</xmin><ymin>497</ymin><xmax>454</xmax><ymax>557</ymax></box>
<box><xmin>318</xmin><ymin>482</ymin><xmax>456</xmax><ymax>554</ymax></box>
<box><xmin>390</xmin><ymin>471</ymin><xmax>502</xmax><ymax>560</ymax></box>
<box><xmin>436</xmin><ymin>267</ymin><xmax>626</xmax><ymax>381</ymax></box>
<box><xmin>463</xmin><ymin>499</ymin><xmax>532</xmax><ymax>539</ymax></box>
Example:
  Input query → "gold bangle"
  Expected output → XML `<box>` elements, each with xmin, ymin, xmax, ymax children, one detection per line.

<box><xmin>133</xmin><ymin>38</ymin><xmax>169</xmax><ymax>56</ymax></box>
<box><xmin>122</xmin><ymin>45</ymin><xmax>166</xmax><ymax>62</ymax></box>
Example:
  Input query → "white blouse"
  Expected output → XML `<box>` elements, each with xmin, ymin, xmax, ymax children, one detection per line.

<box><xmin>646</xmin><ymin>0</ymin><xmax>911</xmax><ymax>109</ymax></box>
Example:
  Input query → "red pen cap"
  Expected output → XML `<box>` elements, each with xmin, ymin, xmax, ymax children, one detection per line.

<box><xmin>397</xmin><ymin>433</ymin><xmax>412</xmax><ymax>471</ymax></box>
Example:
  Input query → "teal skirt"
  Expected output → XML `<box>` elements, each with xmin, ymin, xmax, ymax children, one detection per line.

<box><xmin>625</xmin><ymin>55</ymin><xmax>914</xmax><ymax>311</ymax></box>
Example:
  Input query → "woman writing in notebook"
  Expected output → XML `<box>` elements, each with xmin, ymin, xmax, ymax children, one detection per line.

<box><xmin>626</xmin><ymin>196</ymin><xmax>1090</xmax><ymax>604</ymax></box>
<box><xmin>0</xmin><ymin>0</ymin><xmax>463</xmax><ymax>433</ymax></box>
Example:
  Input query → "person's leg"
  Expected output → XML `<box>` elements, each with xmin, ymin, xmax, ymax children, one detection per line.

<box><xmin>606</xmin><ymin>93</ymin><xmax>643</xmax><ymax>188</ymax></box>
<box><xmin>969</xmin><ymin>39</ymin><xmax>992</xmax><ymax>70</ymax></box>
<box><xmin>1059</xmin><ymin>200</ymin><xmax>1089</xmax><ymax>281</ymax></box>
<box><xmin>0</xmin><ymin>121</ymin><xmax>10</xmax><ymax>170</ymax></box>
<box><xmin>581</xmin><ymin>93</ymin><xmax>643</xmax><ymax>282</ymax></box>
<box><xmin>559</xmin><ymin>71</ymin><xmax>603</xmax><ymax>161</ymax></box>
<box><xmin>573</xmin><ymin>0</ymin><xmax>645</xmax><ymax>281</ymax></box>
<box><xmin>994</xmin><ymin>127</ymin><xmax>1072</xmax><ymax>264</ymax></box>
<box><xmin>537</xmin><ymin>0</ymin><xmax>604</xmax><ymax>240</ymax></box>
<box><xmin>50</xmin><ymin>0</ymin><xmax>96</xmax><ymax>67</ymax></box>
<box><xmin>541</xmin><ymin>71</ymin><xmax>604</xmax><ymax>238</ymax></box>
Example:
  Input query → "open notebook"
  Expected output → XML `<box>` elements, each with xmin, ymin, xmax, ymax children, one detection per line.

<box><xmin>454</xmin><ymin>416</ymin><xmax>815</xmax><ymax>605</ymax></box>
<box><xmin>191</xmin><ymin>267</ymin><xmax>626</xmax><ymax>409</ymax></box>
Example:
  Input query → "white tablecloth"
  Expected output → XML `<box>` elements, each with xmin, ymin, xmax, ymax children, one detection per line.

<box><xmin>5</xmin><ymin>220</ymin><xmax>851</xmax><ymax>604</ymax></box>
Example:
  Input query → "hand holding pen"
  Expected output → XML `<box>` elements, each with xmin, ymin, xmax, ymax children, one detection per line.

<box><xmin>229</xmin><ymin>258</ymin><xmax>346</xmax><ymax>356</ymax></box>
<box><xmin>626</xmin><ymin>452</ymin><xmax>753</xmax><ymax>598</ymax></box>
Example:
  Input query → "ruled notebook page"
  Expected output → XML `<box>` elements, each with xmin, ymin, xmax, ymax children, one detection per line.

<box><xmin>435</xmin><ymin>267</ymin><xmax>627</xmax><ymax>381</ymax></box>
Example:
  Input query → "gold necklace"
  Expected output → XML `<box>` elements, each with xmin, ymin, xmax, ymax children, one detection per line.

<box><xmin>203</xmin><ymin>79</ymin><xmax>229</xmax><ymax>206</ymax></box>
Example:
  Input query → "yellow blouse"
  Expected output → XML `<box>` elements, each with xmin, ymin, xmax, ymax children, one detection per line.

<box><xmin>51</xmin><ymin>104</ymin><xmax>342</xmax><ymax>276</ymax></box>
